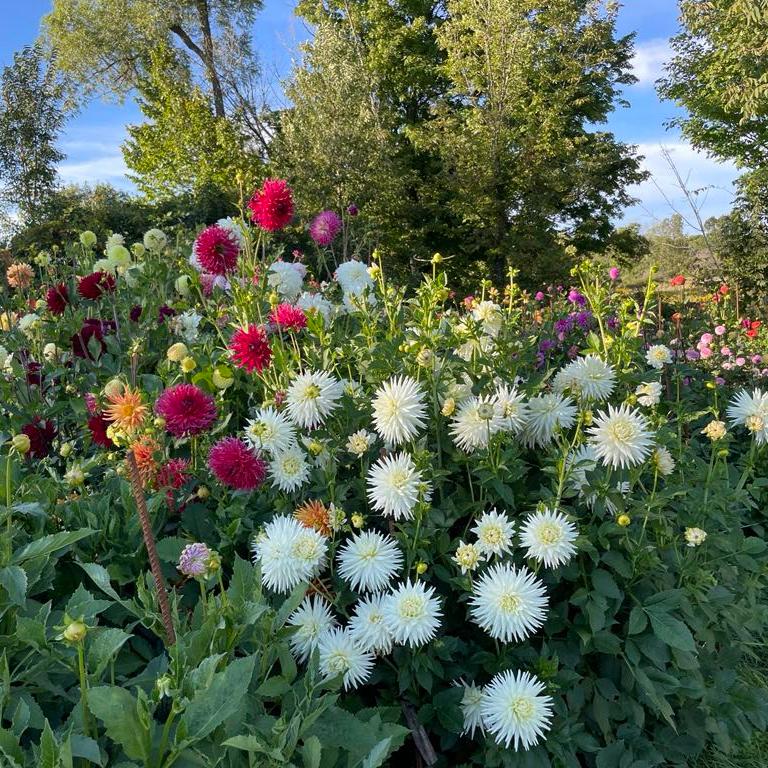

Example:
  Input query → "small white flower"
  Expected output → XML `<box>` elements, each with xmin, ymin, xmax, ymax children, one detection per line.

<box><xmin>453</xmin><ymin>541</ymin><xmax>484</xmax><ymax>574</ymax></box>
<box><xmin>727</xmin><ymin>388</ymin><xmax>768</xmax><ymax>445</ymax></box>
<box><xmin>471</xmin><ymin>300</ymin><xmax>503</xmax><ymax>337</ymax></box>
<box><xmin>471</xmin><ymin>508</ymin><xmax>515</xmax><ymax>558</ymax></box>
<box><xmin>106</xmin><ymin>233</ymin><xmax>125</xmax><ymax>250</ymax></box>
<box><xmin>268</xmin><ymin>261</ymin><xmax>306</xmax><ymax>301</ymax></box>
<box><xmin>587</xmin><ymin>405</ymin><xmax>654</xmax><ymax>469</ymax></box>
<box><xmin>349</xmin><ymin>593</ymin><xmax>395</xmax><ymax>654</ymax></box>
<box><xmin>635</xmin><ymin>381</ymin><xmax>662</xmax><ymax>407</ymax></box>
<box><xmin>372</xmin><ymin>375</ymin><xmax>428</xmax><ymax>446</ymax></box>
<box><xmin>459</xmin><ymin>681</ymin><xmax>486</xmax><ymax>738</ymax></box>
<box><xmin>519</xmin><ymin>508</ymin><xmax>577</xmax><ymax>568</ymax></box>
<box><xmin>493</xmin><ymin>383</ymin><xmax>528</xmax><ymax>434</ymax></box>
<box><xmin>481</xmin><ymin>670</ymin><xmax>554</xmax><ymax>750</ymax></box>
<box><xmin>469</xmin><ymin>563</ymin><xmax>548</xmax><ymax>643</ymax></box>
<box><xmin>553</xmin><ymin>356</ymin><xmax>616</xmax><ymax>401</ymax></box>
<box><xmin>0</xmin><ymin>345</ymin><xmax>12</xmax><ymax>374</ymax></box>
<box><xmin>170</xmin><ymin>310</ymin><xmax>202</xmax><ymax>343</ymax></box>
<box><xmin>521</xmin><ymin>393</ymin><xmax>577</xmax><ymax>448</ymax></box>
<box><xmin>269</xmin><ymin>447</ymin><xmax>311</xmax><ymax>493</ymax></box>
<box><xmin>216</xmin><ymin>217</ymin><xmax>246</xmax><ymax>248</ymax></box>
<box><xmin>646</xmin><ymin>344</ymin><xmax>672</xmax><ymax>369</ymax></box>
<box><xmin>43</xmin><ymin>343</ymin><xmax>61</xmax><ymax>363</ymax></box>
<box><xmin>288</xmin><ymin>596</ymin><xmax>336</xmax><ymax>662</ymax></box>
<box><xmin>244</xmin><ymin>407</ymin><xmax>297</xmax><ymax>454</ymax></box>
<box><xmin>346</xmin><ymin>428</ymin><xmax>374</xmax><ymax>456</ymax></box>
<box><xmin>337</xmin><ymin>530</ymin><xmax>403</xmax><ymax>592</ymax></box>
<box><xmin>143</xmin><ymin>228</ymin><xmax>167</xmax><ymax>252</ymax></box>
<box><xmin>335</xmin><ymin>260</ymin><xmax>374</xmax><ymax>296</ymax></box>
<box><xmin>652</xmin><ymin>446</ymin><xmax>675</xmax><ymax>476</ymax></box>
<box><xmin>367</xmin><ymin>452</ymin><xmax>431</xmax><ymax>520</ymax></box>
<box><xmin>285</xmin><ymin>370</ymin><xmax>344</xmax><ymax>429</ymax></box>
<box><xmin>297</xmin><ymin>291</ymin><xmax>333</xmax><ymax>322</ymax></box>
<box><xmin>684</xmin><ymin>527</ymin><xmax>707</xmax><ymax>547</ymax></box>
<box><xmin>450</xmin><ymin>395</ymin><xmax>504</xmax><ymax>452</ymax></box>
<box><xmin>18</xmin><ymin>313</ymin><xmax>40</xmax><ymax>336</ymax></box>
<box><xmin>318</xmin><ymin>627</ymin><xmax>375</xmax><ymax>690</ymax></box>
<box><xmin>383</xmin><ymin>580</ymin><xmax>442</xmax><ymax>647</ymax></box>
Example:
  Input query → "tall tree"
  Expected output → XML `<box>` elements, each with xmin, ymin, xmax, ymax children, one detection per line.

<box><xmin>0</xmin><ymin>45</ymin><xmax>66</xmax><ymax>223</ymax></box>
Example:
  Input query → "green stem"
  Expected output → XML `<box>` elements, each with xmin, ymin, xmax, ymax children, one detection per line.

<box><xmin>77</xmin><ymin>642</ymin><xmax>91</xmax><ymax>738</ymax></box>
<box><xmin>5</xmin><ymin>451</ymin><xmax>12</xmax><ymax>565</ymax></box>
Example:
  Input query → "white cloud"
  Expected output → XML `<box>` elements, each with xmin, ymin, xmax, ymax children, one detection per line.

<box><xmin>58</xmin><ymin>155</ymin><xmax>132</xmax><ymax>186</ymax></box>
<box><xmin>622</xmin><ymin>141</ymin><xmax>738</xmax><ymax>228</ymax></box>
<box><xmin>630</xmin><ymin>38</ymin><xmax>672</xmax><ymax>87</ymax></box>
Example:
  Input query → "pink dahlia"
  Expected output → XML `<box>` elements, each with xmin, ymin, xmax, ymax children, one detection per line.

<box><xmin>309</xmin><ymin>210</ymin><xmax>342</xmax><ymax>246</ymax></box>
<box><xmin>78</xmin><ymin>271</ymin><xmax>116</xmax><ymax>300</ymax></box>
<box><xmin>155</xmin><ymin>383</ymin><xmax>217</xmax><ymax>438</ymax></box>
<box><xmin>248</xmin><ymin>179</ymin><xmax>294</xmax><ymax>232</ymax></box>
<box><xmin>194</xmin><ymin>225</ymin><xmax>240</xmax><ymax>275</ymax></box>
<box><xmin>229</xmin><ymin>324</ymin><xmax>272</xmax><ymax>373</ymax></box>
<box><xmin>156</xmin><ymin>458</ymin><xmax>191</xmax><ymax>490</ymax></box>
<box><xmin>46</xmin><ymin>283</ymin><xmax>69</xmax><ymax>315</ymax></box>
<box><xmin>208</xmin><ymin>437</ymin><xmax>267</xmax><ymax>491</ymax></box>
<box><xmin>269</xmin><ymin>303</ymin><xmax>307</xmax><ymax>332</ymax></box>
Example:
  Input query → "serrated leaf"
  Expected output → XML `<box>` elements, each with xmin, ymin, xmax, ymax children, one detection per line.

<box><xmin>12</xmin><ymin>529</ymin><xmax>94</xmax><ymax>564</ymax></box>
<box><xmin>301</xmin><ymin>736</ymin><xmax>322</xmax><ymax>768</ymax></box>
<box><xmin>0</xmin><ymin>566</ymin><xmax>27</xmax><ymax>606</ymax></box>
<box><xmin>360</xmin><ymin>737</ymin><xmax>394</xmax><ymax>768</ymax></box>
<box><xmin>627</xmin><ymin>606</ymin><xmax>647</xmax><ymax>635</ymax></box>
<box><xmin>88</xmin><ymin>687</ymin><xmax>151</xmax><ymax>762</ymax></box>
<box><xmin>647</xmin><ymin>610</ymin><xmax>696</xmax><ymax>653</ymax></box>
<box><xmin>88</xmin><ymin>628</ymin><xmax>132</xmax><ymax>679</ymax></box>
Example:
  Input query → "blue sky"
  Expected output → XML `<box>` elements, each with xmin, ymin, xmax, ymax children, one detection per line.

<box><xmin>0</xmin><ymin>0</ymin><xmax>738</xmax><ymax>229</ymax></box>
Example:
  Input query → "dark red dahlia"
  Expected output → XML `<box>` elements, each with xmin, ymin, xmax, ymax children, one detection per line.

<box><xmin>129</xmin><ymin>305</ymin><xmax>142</xmax><ymax>322</ymax></box>
<box><xmin>248</xmin><ymin>179</ymin><xmax>294</xmax><ymax>232</ymax></box>
<box><xmin>77</xmin><ymin>271</ymin><xmax>116</xmax><ymax>300</ymax></box>
<box><xmin>154</xmin><ymin>383</ymin><xmax>217</xmax><ymax>438</ymax></box>
<box><xmin>158</xmin><ymin>305</ymin><xmax>176</xmax><ymax>323</ymax></box>
<box><xmin>88</xmin><ymin>413</ymin><xmax>114</xmax><ymax>448</ymax></box>
<box><xmin>21</xmin><ymin>417</ymin><xmax>57</xmax><ymax>458</ymax></box>
<box><xmin>156</xmin><ymin>458</ymin><xmax>191</xmax><ymax>490</ymax></box>
<box><xmin>71</xmin><ymin>319</ymin><xmax>115</xmax><ymax>359</ymax></box>
<box><xmin>194</xmin><ymin>225</ymin><xmax>240</xmax><ymax>275</ymax></box>
<box><xmin>26</xmin><ymin>361</ymin><xmax>42</xmax><ymax>386</ymax></box>
<box><xmin>46</xmin><ymin>283</ymin><xmax>69</xmax><ymax>315</ymax></box>
<box><xmin>208</xmin><ymin>437</ymin><xmax>267</xmax><ymax>491</ymax></box>
<box><xmin>269</xmin><ymin>303</ymin><xmax>307</xmax><ymax>332</ymax></box>
<box><xmin>229</xmin><ymin>324</ymin><xmax>272</xmax><ymax>373</ymax></box>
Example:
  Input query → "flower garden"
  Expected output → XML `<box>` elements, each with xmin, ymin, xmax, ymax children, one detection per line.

<box><xmin>1</xmin><ymin>179</ymin><xmax>768</xmax><ymax>768</ymax></box>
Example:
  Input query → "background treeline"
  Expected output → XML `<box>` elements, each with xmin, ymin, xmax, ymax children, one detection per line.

<box><xmin>0</xmin><ymin>0</ymin><xmax>767</xmax><ymax>297</ymax></box>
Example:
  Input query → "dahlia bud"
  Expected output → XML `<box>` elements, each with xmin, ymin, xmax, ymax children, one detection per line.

<box><xmin>416</xmin><ymin>561</ymin><xmax>428</xmax><ymax>575</ymax></box>
<box><xmin>180</xmin><ymin>356</ymin><xmax>197</xmax><ymax>373</ymax></box>
<box><xmin>65</xmin><ymin>384</ymin><xmax>77</xmax><ymax>394</ymax></box>
<box><xmin>212</xmin><ymin>366</ymin><xmax>234</xmax><ymax>390</ymax></box>
<box><xmin>268</xmin><ymin>292</ymin><xmax>280</xmax><ymax>306</ymax></box>
<box><xmin>351</xmin><ymin>513</ymin><xmax>365</xmax><ymax>528</ymax></box>
<box><xmin>166</xmin><ymin>342</ymin><xmax>189</xmax><ymax>362</ymax></box>
<box><xmin>154</xmin><ymin>417</ymin><xmax>166</xmax><ymax>429</ymax></box>
<box><xmin>441</xmin><ymin>398</ymin><xmax>456</xmax><ymax>417</ymax></box>
<box><xmin>59</xmin><ymin>442</ymin><xmax>73</xmax><ymax>458</ymax></box>
<box><xmin>368</xmin><ymin>264</ymin><xmax>381</xmax><ymax>279</ymax></box>
<box><xmin>79</xmin><ymin>231</ymin><xmax>97</xmax><ymax>248</ymax></box>
<box><xmin>175</xmin><ymin>275</ymin><xmax>191</xmax><ymax>297</ymax></box>
<box><xmin>11</xmin><ymin>434</ymin><xmax>31</xmax><ymax>454</ymax></box>
<box><xmin>155</xmin><ymin>674</ymin><xmax>173</xmax><ymax>699</ymax></box>
<box><xmin>197</xmin><ymin>485</ymin><xmax>210</xmax><ymax>499</ymax></box>
<box><xmin>431</xmin><ymin>252</ymin><xmax>443</xmax><ymax>265</ymax></box>
<box><xmin>617</xmin><ymin>514</ymin><xmax>631</xmax><ymax>527</ymax></box>
<box><xmin>63</xmin><ymin>620</ymin><xmax>87</xmax><ymax>643</ymax></box>
<box><xmin>103</xmin><ymin>378</ymin><xmax>124</xmax><ymax>399</ymax></box>
<box><xmin>65</xmin><ymin>465</ymin><xmax>85</xmax><ymax>487</ymax></box>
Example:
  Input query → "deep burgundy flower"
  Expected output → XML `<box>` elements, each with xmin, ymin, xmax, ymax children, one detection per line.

<box><xmin>269</xmin><ymin>303</ymin><xmax>307</xmax><ymax>332</ymax></box>
<box><xmin>155</xmin><ymin>383</ymin><xmax>217</xmax><ymax>438</ymax></box>
<box><xmin>46</xmin><ymin>283</ymin><xmax>69</xmax><ymax>315</ymax></box>
<box><xmin>21</xmin><ymin>417</ymin><xmax>57</xmax><ymax>458</ymax></box>
<box><xmin>71</xmin><ymin>319</ymin><xmax>115</xmax><ymax>359</ymax></box>
<box><xmin>88</xmin><ymin>413</ymin><xmax>114</xmax><ymax>448</ymax></box>
<box><xmin>248</xmin><ymin>179</ymin><xmax>294</xmax><ymax>232</ymax></box>
<box><xmin>193</xmin><ymin>225</ymin><xmax>240</xmax><ymax>275</ymax></box>
<box><xmin>208</xmin><ymin>437</ymin><xmax>267</xmax><ymax>491</ymax></box>
<box><xmin>77</xmin><ymin>271</ymin><xmax>116</xmax><ymax>300</ymax></box>
<box><xmin>130</xmin><ymin>305</ymin><xmax>142</xmax><ymax>322</ymax></box>
<box><xmin>347</xmin><ymin>203</ymin><xmax>359</xmax><ymax>217</ymax></box>
<box><xmin>158</xmin><ymin>305</ymin><xmax>176</xmax><ymax>323</ymax></box>
<box><xmin>26</xmin><ymin>361</ymin><xmax>42</xmax><ymax>386</ymax></box>
<box><xmin>229</xmin><ymin>325</ymin><xmax>272</xmax><ymax>373</ymax></box>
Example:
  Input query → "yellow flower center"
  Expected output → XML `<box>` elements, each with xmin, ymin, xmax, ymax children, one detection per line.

<box><xmin>537</xmin><ymin>523</ymin><xmax>562</xmax><ymax>546</ymax></box>
<box><xmin>607</xmin><ymin>418</ymin><xmax>635</xmax><ymax>443</ymax></box>
<box><xmin>399</xmin><ymin>596</ymin><xmax>424</xmax><ymax>619</ymax></box>
<box><xmin>498</xmin><ymin>592</ymin><xmax>522</xmax><ymax>613</ymax></box>
<box><xmin>510</xmin><ymin>697</ymin><xmax>535</xmax><ymax>721</ymax></box>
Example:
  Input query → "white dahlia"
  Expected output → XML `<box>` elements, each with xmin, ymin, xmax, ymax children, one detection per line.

<box><xmin>244</xmin><ymin>407</ymin><xmax>296</xmax><ymax>454</ymax></box>
<box><xmin>335</xmin><ymin>259</ymin><xmax>374</xmax><ymax>296</ymax></box>
<box><xmin>521</xmin><ymin>393</ymin><xmax>577</xmax><ymax>448</ymax></box>
<box><xmin>318</xmin><ymin>627</ymin><xmax>375</xmax><ymax>690</ymax></box>
<box><xmin>367</xmin><ymin>452</ymin><xmax>431</xmax><ymax>520</ymax></box>
<box><xmin>469</xmin><ymin>563</ymin><xmax>548</xmax><ymax>643</ymax></box>
<box><xmin>481</xmin><ymin>670</ymin><xmax>553</xmax><ymax>750</ymax></box>
<box><xmin>453</xmin><ymin>540</ymin><xmax>484</xmax><ymax>574</ymax></box>
<box><xmin>337</xmin><ymin>530</ymin><xmax>403</xmax><ymax>592</ymax></box>
<box><xmin>285</xmin><ymin>370</ymin><xmax>344</xmax><ymax>429</ymax></box>
<box><xmin>635</xmin><ymin>381</ymin><xmax>662</xmax><ymax>407</ymax></box>
<box><xmin>459</xmin><ymin>681</ymin><xmax>486</xmax><ymax>738</ymax></box>
<box><xmin>269</xmin><ymin>447</ymin><xmax>311</xmax><ymax>493</ymax></box>
<box><xmin>288</xmin><ymin>596</ymin><xmax>336</xmax><ymax>662</ymax></box>
<box><xmin>297</xmin><ymin>291</ymin><xmax>333</xmax><ymax>322</ymax></box>
<box><xmin>727</xmin><ymin>388</ymin><xmax>768</xmax><ymax>445</ymax></box>
<box><xmin>471</xmin><ymin>508</ymin><xmax>515</xmax><ymax>558</ymax></box>
<box><xmin>652</xmin><ymin>446</ymin><xmax>675</xmax><ymax>476</ymax></box>
<box><xmin>471</xmin><ymin>300</ymin><xmax>503</xmax><ymax>337</ymax></box>
<box><xmin>346</xmin><ymin>428</ymin><xmax>374</xmax><ymax>457</ymax></box>
<box><xmin>450</xmin><ymin>394</ymin><xmax>504</xmax><ymax>452</ymax></box>
<box><xmin>587</xmin><ymin>404</ymin><xmax>654</xmax><ymax>469</ymax></box>
<box><xmin>646</xmin><ymin>344</ymin><xmax>672</xmax><ymax>369</ymax></box>
<box><xmin>267</xmin><ymin>260</ymin><xmax>305</xmax><ymax>301</ymax></box>
<box><xmin>519</xmin><ymin>508</ymin><xmax>577</xmax><ymax>568</ymax></box>
<box><xmin>383</xmin><ymin>580</ymin><xmax>442</xmax><ymax>647</ymax></box>
<box><xmin>555</xmin><ymin>356</ymin><xmax>616</xmax><ymax>401</ymax></box>
<box><xmin>349</xmin><ymin>593</ymin><xmax>394</xmax><ymax>654</ymax></box>
<box><xmin>372</xmin><ymin>375</ymin><xmax>428</xmax><ymax>446</ymax></box>
<box><xmin>493</xmin><ymin>383</ymin><xmax>529</xmax><ymax>434</ymax></box>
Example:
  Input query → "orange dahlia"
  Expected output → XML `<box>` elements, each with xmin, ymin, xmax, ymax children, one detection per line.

<box><xmin>294</xmin><ymin>499</ymin><xmax>332</xmax><ymax>537</ymax></box>
<box><xmin>105</xmin><ymin>387</ymin><xmax>148</xmax><ymax>434</ymax></box>
<box><xmin>129</xmin><ymin>434</ymin><xmax>161</xmax><ymax>487</ymax></box>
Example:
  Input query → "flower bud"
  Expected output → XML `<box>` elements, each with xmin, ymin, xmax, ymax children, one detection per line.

<box><xmin>103</xmin><ymin>378</ymin><xmax>124</xmax><ymax>399</ymax></box>
<box><xmin>154</xmin><ymin>417</ymin><xmax>166</xmax><ymax>429</ymax></box>
<box><xmin>617</xmin><ymin>514</ymin><xmax>631</xmax><ymax>527</ymax></box>
<box><xmin>79</xmin><ymin>231</ymin><xmax>97</xmax><ymax>248</ymax></box>
<box><xmin>212</xmin><ymin>366</ymin><xmax>234</xmax><ymax>389</ymax></box>
<box><xmin>59</xmin><ymin>442</ymin><xmax>73</xmax><ymax>458</ymax></box>
<box><xmin>175</xmin><ymin>275</ymin><xmax>191</xmax><ymax>297</ymax></box>
<box><xmin>180</xmin><ymin>356</ymin><xmax>196</xmax><ymax>373</ymax></box>
<box><xmin>416</xmin><ymin>561</ymin><xmax>428</xmax><ymax>575</ymax></box>
<box><xmin>197</xmin><ymin>485</ymin><xmax>210</xmax><ymax>499</ymax></box>
<box><xmin>63</xmin><ymin>620</ymin><xmax>87</xmax><ymax>643</ymax></box>
<box><xmin>11</xmin><ymin>434</ymin><xmax>31</xmax><ymax>454</ymax></box>
<box><xmin>441</xmin><ymin>397</ymin><xmax>456</xmax><ymax>417</ymax></box>
<box><xmin>166</xmin><ymin>342</ymin><xmax>188</xmax><ymax>363</ymax></box>
<box><xmin>351</xmin><ymin>513</ymin><xmax>365</xmax><ymax>528</ymax></box>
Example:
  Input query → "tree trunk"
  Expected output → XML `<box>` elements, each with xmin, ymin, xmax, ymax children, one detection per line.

<box><xmin>194</xmin><ymin>0</ymin><xmax>226</xmax><ymax>118</ymax></box>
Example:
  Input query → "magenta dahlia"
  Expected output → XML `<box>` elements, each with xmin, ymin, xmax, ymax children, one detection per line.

<box><xmin>248</xmin><ymin>179</ymin><xmax>294</xmax><ymax>232</ymax></box>
<box><xmin>229</xmin><ymin>324</ymin><xmax>272</xmax><ymax>373</ymax></box>
<box><xmin>193</xmin><ymin>225</ymin><xmax>240</xmax><ymax>275</ymax></box>
<box><xmin>77</xmin><ymin>271</ymin><xmax>115</xmax><ymax>300</ymax></box>
<box><xmin>208</xmin><ymin>437</ymin><xmax>267</xmax><ymax>491</ymax></box>
<box><xmin>156</xmin><ymin>458</ymin><xmax>191</xmax><ymax>489</ymax></box>
<box><xmin>309</xmin><ymin>210</ymin><xmax>342</xmax><ymax>246</ymax></box>
<box><xmin>269</xmin><ymin>303</ymin><xmax>307</xmax><ymax>332</ymax></box>
<box><xmin>46</xmin><ymin>283</ymin><xmax>69</xmax><ymax>315</ymax></box>
<box><xmin>155</xmin><ymin>383</ymin><xmax>217</xmax><ymax>438</ymax></box>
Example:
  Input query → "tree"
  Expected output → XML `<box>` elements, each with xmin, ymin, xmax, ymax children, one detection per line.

<box><xmin>0</xmin><ymin>45</ymin><xmax>66</xmax><ymax>223</ymax></box>
<box><xmin>123</xmin><ymin>46</ymin><xmax>261</xmax><ymax>201</ymax></box>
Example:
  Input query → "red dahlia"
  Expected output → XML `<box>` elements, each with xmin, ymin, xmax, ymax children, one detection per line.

<box><xmin>248</xmin><ymin>178</ymin><xmax>294</xmax><ymax>232</ymax></box>
<box><xmin>669</xmin><ymin>274</ymin><xmax>686</xmax><ymax>287</ymax></box>
<box><xmin>156</xmin><ymin>458</ymin><xmax>191</xmax><ymax>489</ymax></box>
<box><xmin>269</xmin><ymin>303</ymin><xmax>307</xmax><ymax>332</ymax></box>
<box><xmin>154</xmin><ymin>383</ymin><xmax>217</xmax><ymax>438</ymax></box>
<box><xmin>21</xmin><ymin>418</ymin><xmax>57</xmax><ymax>458</ymax></box>
<box><xmin>208</xmin><ymin>437</ymin><xmax>267</xmax><ymax>491</ymax></box>
<box><xmin>46</xmin><ymin>283</ymin><xmax>69</xmax><ymax>315</ymax></box>
<box><xmin>88</xmin><ymin>413</ymin><xmax>114</xmax><ymax>448</ymax></box>
<box><xmin>194</xmin><ymin>225</ymin><xmax>240</xmax><ymax>275</ymax></box>
<box><xmin>78</xmin><ymin>271</ymin><xmax>116</xmax><ymax>300</ymax></box>
<box><xmin>229</xmin><ymin>324</ymin><xmax>272</xmax><ymax>373</ymax></box>
<box><xmin>71</xmin><ymin>319</ymin><xmax>115</xmax><ymax>359</ymax></box>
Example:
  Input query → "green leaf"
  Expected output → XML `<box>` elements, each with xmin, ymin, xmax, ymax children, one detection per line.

<box><xmin>12</xmin><ymin>529</ymin><xmax>94</xmax><ymax>564</ymax></box>
<box><xmin>155</xmin><ymin>537</ymin><xmax>187</xmax><ymax>563</ymax></box>
<box><xmin>627</xmin><ymin>606</ymin><xmax>647</xmax><ymax>635</ymax></box>
<box><xmin>360</xmin><ymin>737</ymin><xmax>394</xmax><ymax>768</ymax></box>
<box><xmin>88</xmin><ymin>628</ymin><xmax>132</xmax><ymax>679</ymax></box>
<box><xmin>274</xmin><ymin>582</ymin><xmax>309</xmax><ymax>629</ymax></box>
<box><xmin>592</xmin><ymin>569</ymin><xmax>622</xmax><ymax>600</ymax></box>
<box><xmin>0</xmin><ymin>728</ymin><xmax>24</xmax><ymax>766</ymax></box>
<box><xmin>181</xmin><ymin>654</ymin><xmax>256</xmax><ymax>743</ymax></box>
<box><xmin>65</xmin><ymin>584</ymin><xmax>111</xmax><ymax>622</ymax></box>
<box><xmin>39</xmin><ymin>720</ymin><xmax>57</xmax><ymax>768</ymax></box>
<box><xmin>0</xmin><ymin>566</ymin><xmax>27</xmax><ymax>606</ymax></box>
<box><xmin>647</xmin><ymin>610</ymin><xmax>696</xmax><ymax>653</ymax></box>
<box><xmin>88</xmin><ymin>687</ymin><xmax>151</xmax><ymax>762</ymax></box>
<box><xmin>256</xmin><ymin>676</ymin><xmax>290</xmax><ymax>698</ymax></box>
<box><xmin>301</xmin><ymin>736</ymin><xmax>322</xmax><ymax>768</ymax></box>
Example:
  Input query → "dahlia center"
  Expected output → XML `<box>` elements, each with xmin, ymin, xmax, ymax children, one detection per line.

<box><xmin>292</xmin><ymin>537</ymin><xmax>319</xmax><ymax>561</ymax></box>
<box><xmin>327</xmin><ymin>653</ymin><xmax>350</xmax><ymax>675</ymax></box>
<box><xmin>360</xmin><ymin>545</ymin><xmax>379</xmax><ymax>561</ymax></box>
<box><xmin>304</xmin><ymin>384</ymin><xmax>321</xmax><ymax>400</ymax></box>
<box><xmin>510</xmin><ymin>697</ymin><xmax>535</xmax><ymax>721</ymax></box>
<box><xmin>498</xmin><ymin>592</ymin><xmax>522</xmax><ymax>613</ymax></box>
<box><xmin>389</xmin><ymin>468</ymin><xmax>410</xmax><ymax>490</ymax></box>
<box><xmin>283</xmin><ymin>457</ymin><xmax>301</xmax><ymax>474</ymax></box>
<box><xmin>537</xmin><ymin>523</ymin><xmax>562</xmax><ymax>545</ymax></box>
<box><xmin>607</xmin><ymin>420</ymin><xmax>634</xmax><ymax>442</ymax></box>
<box><xmin>399</xmin><ymin>596</ymin><xmax>424</xmax><ymax>619</ymax></box>
<box><xmin>482</xmin><ymin>525</ymin><xmax>503</xmax><ymax>546</ymax></box>
<box><xmin>746</xmin><ymin>414</ymin><xmax>764</xmax><ymax>433</ymax></box>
